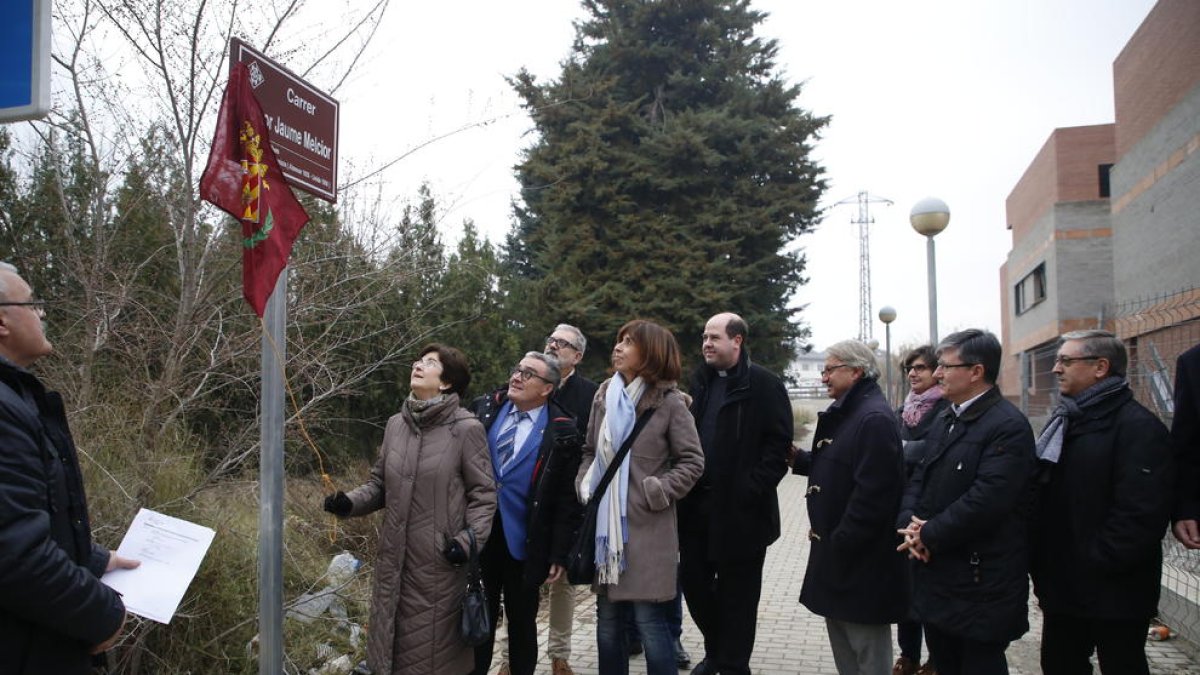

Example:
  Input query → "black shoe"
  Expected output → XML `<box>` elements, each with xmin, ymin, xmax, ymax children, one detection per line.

<box><xmin>628</xmin><ymin>639</ymin><xmax>644</xmax><ymax>657</ymax></box>
<box><xmin>675</xmin><ymin>639</ymin><xmax>691</xmax><ymax>669</ymax></box>
<box><xmin>690</xmin><ymin>658</ymin><xmax>715</xmax><ymax>675</ymax></box>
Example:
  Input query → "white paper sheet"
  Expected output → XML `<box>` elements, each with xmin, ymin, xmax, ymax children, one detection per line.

<box><xmin>100</xmin><ymin>508</ymin><xmax>216</xmax><ymax>624</ymax></box>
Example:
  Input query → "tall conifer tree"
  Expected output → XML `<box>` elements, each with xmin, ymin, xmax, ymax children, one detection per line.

<box><xmin>509</xmin><ymin>0</ymin><xmax>827</xmax><ymax>375</ymax></box>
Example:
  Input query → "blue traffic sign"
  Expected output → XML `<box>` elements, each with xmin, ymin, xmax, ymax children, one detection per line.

<box><xmin>1</xmin><ymin>0</ymin><xmax>51</xmax><ymax>122</ymax></box>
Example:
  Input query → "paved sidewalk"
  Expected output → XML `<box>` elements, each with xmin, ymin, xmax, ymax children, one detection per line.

<box><xmin>499</xmin><ymin>472</ymin><xmax>1200</xmax><ymax>674</ymax></box>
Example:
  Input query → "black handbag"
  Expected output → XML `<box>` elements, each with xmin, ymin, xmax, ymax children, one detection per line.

<box><xmin>460</xmin><ymin>528</ymin><xmax>491</xmax><ymax>647</ymax></box>
<box><xmin>565</xmin><ymin>408</ymin><xmax>656</xmax><ymax>585</ymax></box>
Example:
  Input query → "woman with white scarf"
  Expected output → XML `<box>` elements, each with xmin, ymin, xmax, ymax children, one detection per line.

<box><xmin>577</xmin><ymin>319</ymin><xmax>704</xmax><ymax>675</ymax></box>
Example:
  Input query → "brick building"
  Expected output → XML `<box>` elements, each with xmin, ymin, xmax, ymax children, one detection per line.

<box><xmin>999</xmin><ymin>0</ymin><xmax>1200</xmax><ymax>417</ymax></box>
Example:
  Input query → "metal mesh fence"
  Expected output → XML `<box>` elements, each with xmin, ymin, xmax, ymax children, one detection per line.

<box><xmin>1017</xmin><ymin>287</ymin><xmax>1200</xmax><ymax>645</ymax></box>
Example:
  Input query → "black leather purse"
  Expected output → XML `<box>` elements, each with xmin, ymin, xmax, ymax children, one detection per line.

<box><xmin>566</xmin><ymin>408</ymin><xmax>655</xmax><ymax>585</ymax></box>
<box><xmin>460</xmin><ymin>528</ymin><xmax>491</xmax><ymax>646</ymax></box>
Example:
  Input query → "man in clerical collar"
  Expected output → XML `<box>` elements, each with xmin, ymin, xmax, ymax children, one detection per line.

<box><xmin>681</xmin><ymin>313</ymin><xmax>792</xmax><ymax>675</ymax></box>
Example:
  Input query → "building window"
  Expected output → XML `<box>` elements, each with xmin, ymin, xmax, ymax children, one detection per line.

<box><xmin>1098</xmin><ymin>164</ymin><xmax>1113</xmax><ymax>198</ymax></box>
<box><xmin>1015</xmin><ymin>263</ymin><xmax>1047</xmax><ymax>315</ymax></box>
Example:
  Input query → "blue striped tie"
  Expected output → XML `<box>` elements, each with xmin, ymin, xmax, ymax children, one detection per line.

<box><xmin>496</xmin><ymin>411</ymin><xmax>529</xmax><ymax>475</ymax></box>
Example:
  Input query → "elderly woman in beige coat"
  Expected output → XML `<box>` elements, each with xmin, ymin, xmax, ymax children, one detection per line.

<box><xmin>577</xmin><ymin>319</ymin><xmax>704</xmax><ymax>675</ymax></box>
<box><xmin>324</xmin><ymin>344</ymin><xmax>496</xmax><ymax>675</ymax></box>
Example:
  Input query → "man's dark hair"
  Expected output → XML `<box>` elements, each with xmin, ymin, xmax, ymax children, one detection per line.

<box><xmin>938</xmin><ymin>329</ymin><xmax>1002</xmax><ymax>384</ymax></box>
<box><xmin>724</xmin><ymin>315</ymin><xmax>749</xmax><ymax>342</ymax></box>
<box><xmin>1061</xmin><ymin>329</ymin><xmax>1127</xmax><ymax>378</ymax></box>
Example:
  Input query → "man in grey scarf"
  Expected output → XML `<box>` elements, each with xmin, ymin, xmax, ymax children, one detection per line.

<box><xmin>1030</xmin><ymin>330</ymin><xmax>1172</xmax><ymax>675</ymax></box>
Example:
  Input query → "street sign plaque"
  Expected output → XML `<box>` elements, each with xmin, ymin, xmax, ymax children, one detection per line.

<box><xmin>230</xmin><ymin>38</ymin><xmax>339</xmax><ymax>202</ymax></box>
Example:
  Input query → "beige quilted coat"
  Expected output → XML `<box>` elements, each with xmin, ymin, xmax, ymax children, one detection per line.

<box><xmin>576</xmin><ymin>379</ymin><xmax>704</xmax><ymax>602</ymax></box>
<box><xmin>344</xmin><ymin>395</ymin><xmax>496</xmax><ymax>675</ymax></box>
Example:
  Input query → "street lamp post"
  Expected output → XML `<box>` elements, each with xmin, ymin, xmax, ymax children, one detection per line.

<box><xmin>879</xmin><ymin>306</ymin><xmax>897</xmax><ymax>404</ymax></box>
<box><xmin>910</xmin><ymin>197</ymin><xmax>951</xmax><ymax>345</ymax></box>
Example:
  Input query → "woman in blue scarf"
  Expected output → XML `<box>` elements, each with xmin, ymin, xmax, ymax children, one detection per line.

<box><xmin>577</xmin><ymin>319</ymin><xmax>705</xmax><ymax>675</ymax></box>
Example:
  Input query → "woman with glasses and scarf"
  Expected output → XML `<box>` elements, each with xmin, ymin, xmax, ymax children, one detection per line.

<box><xmin>892</xmin><ymin>346</ymin><xmax>949</xmax><ymax>675</ymax></box>
<box><xmin>577</xmin><ymin>319</ymin><xmax>704</xmax><ymax>675</ymax></box>
<box><xmin>323</xmin><ymin>343</ymin><xmax>496</xmax><ymax>675</ymax></box>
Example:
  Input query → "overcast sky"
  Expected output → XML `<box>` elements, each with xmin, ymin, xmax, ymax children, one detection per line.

<box><xmin>332</xmin><ymin>0</ymin><xmax>1158</xmax><ymax>353</ymax></box>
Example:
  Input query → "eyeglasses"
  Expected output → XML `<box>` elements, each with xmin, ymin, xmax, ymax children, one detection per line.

<box><xmin>821</xmin><ymin>364</ymin><xmax>853</xmax><ymax>377</ymax></box>
<box><xmin>511</xmin><ymin>366</ymin><xmax>553</xmax><ymax>384</ymax></box>
<box><xmin>412</xmin><ymin>358</ymin><xmax>442</xmax><ymax>370</ymax></box>
<box><xmin>545</xmin><ymin>336</ymin><xmax>578</xmax><ymax>351</ymax></box>
<box><xmin>1054</xmin><ymin>355</ymin><xmax>1101</xmax><ymax>367</ymax></box>
<box><xmin>937</xmin><ymin>361</ymin><xmax>976</xmax><ymax>370</ymax></box>
<box><xmin>0</xmin><ymin>299</ymin><xmax>45</xmax><ymax>311</ymax></box>
<box><xmin>903</xmin><ymin>364</ymin><xmax>931</xmax><ymax>374</ymax></box>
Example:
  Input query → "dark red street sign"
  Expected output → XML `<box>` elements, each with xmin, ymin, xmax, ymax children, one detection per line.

<box><xmin>230</xmin><ymin>38</ymin><xmax>339</xmax><ymax>203</ymax></box>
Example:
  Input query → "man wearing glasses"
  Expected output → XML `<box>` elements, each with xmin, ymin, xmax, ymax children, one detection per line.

<box><xmin>791</xmin><ymin>339</ymin><xmax>907</xmax><ymax>675</ymax></box>
<box><xmin>545</xmin><ymin>324</ymin><xmax>598</xmax><ymax>437</ymax></box>
<box><xmin>541</xmin><ymin>324</ymin><xmax>598</xmax><ymax>675</ymax></box>
<box><xmin>1030</xmin><ymin>330</ymin><xmax>1171</xmax><ymax>674</ymax></box>
<box><xmin>0</xmin><ymin>262</ymin><xmax>140</xmax><ymax>673</ymax></box>
<box><xmin>469</xmin><ymin>353</ymin><xmax>583</xmax><ymax>675</ymax></box>
<box><xmin>897</xmin><ymin>329</ymin><xmax>1036</xmax><ymax>675</ymax></box>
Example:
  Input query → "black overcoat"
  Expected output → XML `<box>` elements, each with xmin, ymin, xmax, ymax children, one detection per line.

<box><xmin>681</xmin><ymin>352</ymin><xmax>792</xmax><ymax>561</ymax></box>
<box><xmin>1173</xmin><ymin>344</ymin><xmax>1200</xmax><ymax>523</ymax></box>
<box><xmin>898</xmin><ymin>386</ymin><xmax>1036</xmax><ymax>643</ymax></box>
<box><xmin>0</xmin><ymin>357</ymin><xmax>125</xmax><ymax>674</ymax></box>
<box><xmin>792</xmin><ymin>378</ymin><xmax>908</xmax><ymax>624</ymax></box>
<box><xmin>898</xmin><ymin>396</ymin><xmax>952</xmax><ymax>479</ymax></box>
<box><xmin>1031</xmin><ymin>388</ymin><xmax>1172</xmax><ymax>621</ymax></box>
<box><xmin>470</xmin><ymin>389</ymin><xmax>583</xmax><ymax>587</ymax></box>
<box><xmin>553</xmin><ymin>371</ymin><xmax>598</xmax><ymax>437</ymax></box>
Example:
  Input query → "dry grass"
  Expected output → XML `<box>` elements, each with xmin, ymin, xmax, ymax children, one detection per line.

<box><xmin>75</xmin><ymin>400</ymin><xmax>377</xmax><ymax>674</ymax></box>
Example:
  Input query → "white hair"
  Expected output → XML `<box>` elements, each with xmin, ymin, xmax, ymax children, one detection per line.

<box><xmin>0</xmin><ymin>262</ymin><xmax>17</xmax><ymax>300</ymax></box>
<box><xmin>554</xmin><ymin>323</ymin><xmax>587</xmax><ymax>354</ymax></box>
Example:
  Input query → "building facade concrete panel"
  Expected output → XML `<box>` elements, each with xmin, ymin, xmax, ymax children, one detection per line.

<box><xmin>1111</xmin><ymin>83</ymin><xmax>1200</xmax><ymax>306</ymax></box>
<box><xmin>1006</xmin><ymin>125</ymin><xmax>1114</xmax><ymax>240</ymax></box>
<box><xmin>1113</xmin><ymin>0</ymin><xmax>1200</xmax><ymax>158</ymax></box>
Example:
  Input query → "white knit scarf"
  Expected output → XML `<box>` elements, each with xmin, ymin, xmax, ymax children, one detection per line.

<box><xmin>581</xmin><ymin>373</ymin><xmax>645</xmax><ymax>584</ymax></box>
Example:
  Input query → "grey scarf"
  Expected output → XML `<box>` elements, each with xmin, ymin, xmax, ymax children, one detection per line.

<box><xmin>1035</xmin><ymin>376</ymin><xmax>1128</xmax><ymax>463</ymax></box>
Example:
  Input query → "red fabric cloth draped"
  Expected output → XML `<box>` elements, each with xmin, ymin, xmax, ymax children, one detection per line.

<box><xmin>200</xmin><ymin>62</ymin><xmax>309</xmax><ymax>317</ymax></box>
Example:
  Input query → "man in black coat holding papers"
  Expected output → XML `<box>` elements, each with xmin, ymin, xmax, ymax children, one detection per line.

<box><xmin>0</xmin><ymin>262</ymin><xmax>139</xmax><ymax>674</ymax></box>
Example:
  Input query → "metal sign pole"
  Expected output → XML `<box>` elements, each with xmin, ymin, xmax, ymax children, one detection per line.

<box><xmin>258</xmin><ymin>269</ymin><xmax>286</xmax><ymax>674</ymax></box>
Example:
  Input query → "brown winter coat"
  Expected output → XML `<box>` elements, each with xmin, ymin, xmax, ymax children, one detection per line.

<box><xmin>344</xmin><ymin>395</ymin><xmax>496</xmax><ymax>675</ymax></box>
<box><xmin>576</xmin><ymin>379</ymin><xmax>704</xmax><ymax>602</ymax></box>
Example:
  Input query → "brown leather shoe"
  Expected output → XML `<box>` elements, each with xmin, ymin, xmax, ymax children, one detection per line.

<box><xmin>893</xmin><ymin>657</ymin><xmax>918</xmax><ymax>675</ymax></box>
<box><xmin>497</xmin><ymin>668</ymin><xmax>511</xmax><ymax>675</ymax></box>
<box><xmin>551</xmin><ymin>659</ymin><xmax>574</xmax><ymax>675</ymax></box>
<box><xmin>916</xmin><ymin>663</ymin><xmax>936</xmax><ymax>675</ymax></box>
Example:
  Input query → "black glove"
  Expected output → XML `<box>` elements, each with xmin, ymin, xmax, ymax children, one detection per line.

<box><xmin>443</xmin><ymin>536</ymin><xmax>468</xmax><ymax>566</ymax></box>
<box><xmin>323</xmin><ymin>491</ymin><xmax>352</xmax><ymax>517</ymax></box>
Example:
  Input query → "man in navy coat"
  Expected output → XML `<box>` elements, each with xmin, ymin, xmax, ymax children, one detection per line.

<box><xmin>792</xmin><ymin>338</ymin><xmax>907</xmax><ymax>675</ymax></box>
<box><xmin>898</xmin><ymin>329</ymin><xmax>1036</xmax><ymax>675</ymax></box>
<box><xmin>469</xmin><ymin>352</ymin><xmax>582</xmax><ymax>675</ymax></box>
